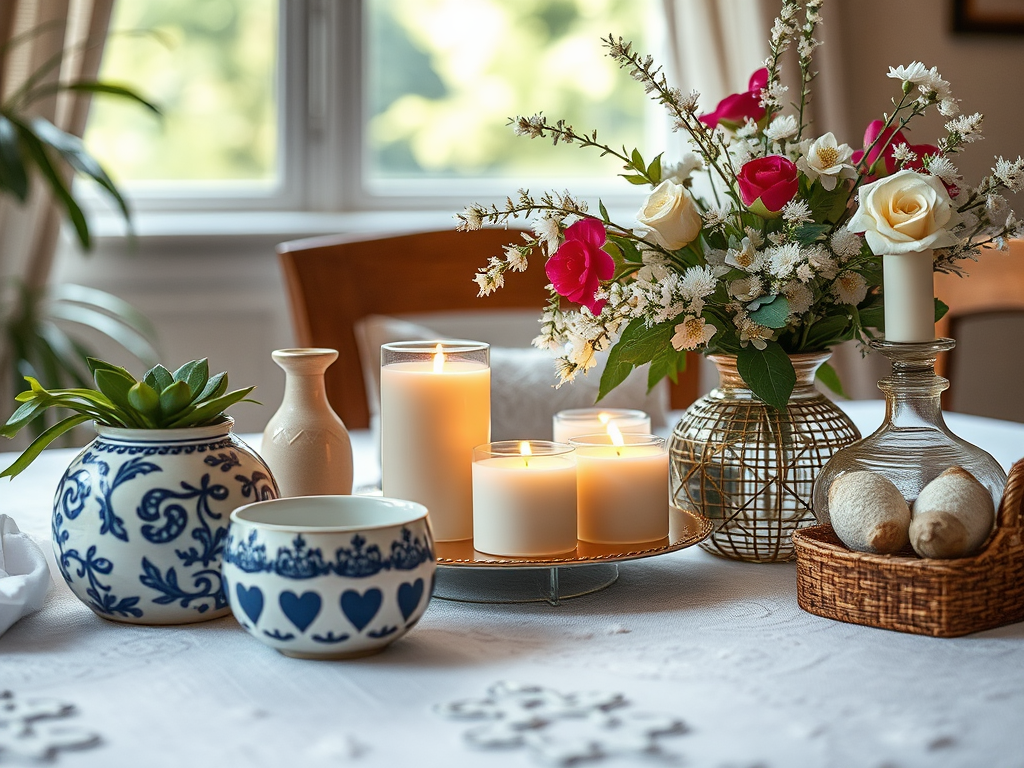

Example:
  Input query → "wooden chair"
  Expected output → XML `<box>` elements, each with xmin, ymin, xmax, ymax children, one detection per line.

<box><xmin>935</xmin><ymin>240</ymin><xmax>1024</xmax><ymax>413</ymax></box>
<box><xmin>276</xmin><ymin>229</ymin><xmax>702</xmax><ymax>429</ymax></box>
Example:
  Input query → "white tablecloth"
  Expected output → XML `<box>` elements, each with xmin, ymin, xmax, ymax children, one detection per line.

<box><xmin>1</xmin><ymin>401</ymin><xmax>1023</xmax><ymax>768</ymax></box>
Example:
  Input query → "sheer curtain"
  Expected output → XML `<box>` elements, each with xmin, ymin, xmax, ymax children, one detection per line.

<box><xmin>660</xmin><ymin>0</ymin><xmax>884</xmax><ymax>400</ymax></box>
<box><xmin>0</xmin><ymin>0</ymin><xmax>114</xmax><ymax>371</ymax></box>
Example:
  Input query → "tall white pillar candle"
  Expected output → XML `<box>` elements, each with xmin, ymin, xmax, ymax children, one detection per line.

<box><xmin>472</xmin><ymin>441</ymin><xmax>577</xmax><ymax>556</ymax></box>
<box><xmin>570</xmin><ymin>429</ymin><xmax>668</xmax><ymax>544</ymax></box>
<box><xmin>552</xmin><ymin>408</ymin><xmax>651</xmax><ymax>444</ymax></box>
<box><xmin>381</xmin><ymin>341</ymin><xmax>490</xmax><ymax>541</ymax></box>
<box><xmin>883</xmin><ymin>249</ymin><xmax>935</xmax><ymax>342</ymax></box>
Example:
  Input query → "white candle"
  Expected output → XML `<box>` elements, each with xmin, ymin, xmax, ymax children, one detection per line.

<box><xmin>381</xmin><ymin>342</ymin><xmax>490</xmax><ymax>542</ymax></box>
<box><xmin>883</xmin><ymin>249</ymin><xmax>935</xmax><ymax>342</ymax></box>
<box><xmin>570</xmin><ymin>428</ymin><xmax>668</xmax><ymax>544</ymax></box>
<box><xmin>472</xmin><ymin>441</ymin><xmax>577</xmax><ymax>556</ymax></box>
<box><xmin>552</xmin><ymin>408</ymin><xmax>651</xmax><ymax>444</ymax></box>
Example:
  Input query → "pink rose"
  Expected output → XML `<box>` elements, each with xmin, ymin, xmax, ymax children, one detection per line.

<box><xmin>545</xmin><ymin>219</ymin><xmax>614</xmax><ymax>315</ymax></box>
<box><xmin>737</xmin><ymin>155</ymin><xmax>799</xmax><ymax>218</ymax></box>
<box><xmin>851</xmin><ymin>119</ymin><xmax>939</xmax><ymax>178</ymax></box>
<box><xmin>699</xmin><ymin>68</ymin><xmax>769</xmax><ymax>130</ymax></box>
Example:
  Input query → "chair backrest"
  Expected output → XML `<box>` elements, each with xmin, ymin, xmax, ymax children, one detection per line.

<box><xmin>277</xmin><ymin>229</ymin><xmax>701</xmax><ymax>429</ymax></box>
<box><xmin>934</xmin><ymin>240</ymin><xmax>1024</xmax><ymax>412</ymax></box>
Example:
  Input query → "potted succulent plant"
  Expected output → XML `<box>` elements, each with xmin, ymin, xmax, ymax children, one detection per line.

<box><xmin>1</xmin><ymin>358</ymin><xmax>279</xmax><ymax>625</ymax></box>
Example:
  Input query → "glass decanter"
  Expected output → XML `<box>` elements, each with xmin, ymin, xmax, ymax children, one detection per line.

<box><xmin>812</xmin><ymin>339</ymin><xmax>1007</xmax><ymax>526</ymax></box>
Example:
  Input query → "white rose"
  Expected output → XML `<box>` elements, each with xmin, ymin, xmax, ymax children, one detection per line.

<box><xmin>847</xmin><ymin>169</ymin><xmax>959</xmax><ymax>255</ymax></box>
<box><xmin>636</xmin><ymin>179</ymin><xmax>703</xmax><ymax>251</ymax></box>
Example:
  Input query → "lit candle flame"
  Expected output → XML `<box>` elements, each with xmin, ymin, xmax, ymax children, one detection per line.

<box><xmin>432</xmin><ymin>344</ymin><xmax>445</xmax><ymax>373</ymax></box>
<box><xmin>519</xmin><ymin>440</ymin><xmax>532</xmax><ymax>467</ymax></box>
<box><xmin>597</xmin><ymin>412</ymin><xmax>612</xmax><ymax>425</ymax></box>
<box><xmin>607</xmin><ymin>421</ymin><xmax>624</xmax><ymax>456</ymax></box>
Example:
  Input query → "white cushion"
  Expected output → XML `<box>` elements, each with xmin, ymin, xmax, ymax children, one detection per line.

<box><xmin>355</xmin><ymin>314</ymin><xmax>668</xmax><ymax>441</ymax></box>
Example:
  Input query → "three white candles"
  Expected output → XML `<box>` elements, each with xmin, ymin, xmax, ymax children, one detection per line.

<box><xmin>552</xmin><ymin>408</ymin><xmax>651</xmax><ymax>444</ymax></box>
<box><xmin>380</xmin><ymin>341</ymin><xmax>490</xmax><ymax>542</ymax></box>
<box><xmin>570</xmin><ymin>426</ymin><xmax>669</xmax><ymax>544</ymax></box>
<box><xmin>472</xmin><ymin>441</ymin><xmax>577</xmax><ymax>556</ymax></box>
<box><xmin>883</xmin><ymin>249</ymin><xmax>936</xmax><ymax>342</ymax></box>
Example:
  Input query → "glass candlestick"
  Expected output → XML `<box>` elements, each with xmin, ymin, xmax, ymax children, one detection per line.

<box><xmin>812</xmin><ymin>338</ymin><xmax>1007</xmax><ymax>526</ymax></box>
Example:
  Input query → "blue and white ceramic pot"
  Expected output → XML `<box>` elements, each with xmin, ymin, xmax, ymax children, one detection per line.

<box><xmin>223</xmin><ymin>495</ymin><xmax>435</xmax><ymax>659</ymax></box>
<box><xmin>52</xmin><ymin>418</ymin><xmax>279</xmax><ymax>625</ymax></box>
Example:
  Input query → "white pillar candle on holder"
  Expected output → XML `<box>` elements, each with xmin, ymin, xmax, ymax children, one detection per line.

<box><xmin>570</xmin><ymin>425</ymin><xmax>669</xmax><ymax>544</ymax></box>
<box><xmin>552</xmin><ymin>408</ymin><xmax>651</xmax><ymax>444</ymax></box>
<box><xmin>381</xmin><ymin>340</ymin><xmax>490</xmax><ymax>542</ymax></box>
<box><xmin>472</xmin><ymin>441</ymin><xmax>577</xmax><ymax>556</ymax></box>
<box><xmin>883</xmin><ymin>249</ymin><xmax>936</xmax><ymax>342</ymax></box>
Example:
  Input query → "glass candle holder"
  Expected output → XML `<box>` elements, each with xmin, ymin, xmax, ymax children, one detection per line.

<box><xmin>381</xmin><ymin>340</ymin><xmax>490</xmax><ymax>542</ymax></box>
<box><xmin>552</xmin><ymin>408</ymin><xmax>651</xmax><ymax>444</ymax></box>
<box><xmin>569</xmin><ymin>433</ymin><xmax>669</xmax><ymax>544</ymax></box>
<box><xmin>471</xmin><ymin>440</ymin><xmax>577</xmax><ymax>557</ymax></box>
<box><xmin>812</xmin><ymin>339</ymin><xmax>1007</xmax><ymax>526</ymax></box>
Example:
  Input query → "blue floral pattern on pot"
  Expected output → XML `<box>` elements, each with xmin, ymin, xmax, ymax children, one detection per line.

<box><xmin>222</xmin><ymin>498</ymin><xmax>435</xmax><ymax>659</ymax></box>
<box><xmin>52</xmin><ymin>419</ymin><xmax>279</xmax><ymax>625</ymax></box>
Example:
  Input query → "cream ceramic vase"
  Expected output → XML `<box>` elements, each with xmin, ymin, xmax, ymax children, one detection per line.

<box><xmin>261</xmin><ymin>348</ymin><xmax>353</xmax><ymax>497</ymax></box>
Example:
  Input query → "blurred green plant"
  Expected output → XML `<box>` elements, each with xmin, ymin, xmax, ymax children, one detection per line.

<box><xmin>1</xmin><ymin>357</ymin><xmax>257</xmax><ymax>477</ymax></box>
<box><xmin>0</xmin><ymin>21</ymin><xmax>161</xmax><ymax>429</ymax></box>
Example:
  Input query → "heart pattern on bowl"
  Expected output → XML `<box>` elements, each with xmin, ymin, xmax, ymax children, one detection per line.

<box><xmin>235</xmin><ymin>584</ymin><xmax>264</xmax><ymax>624</ymax></box>
<box><xmin>279</xmin><ymin>590</ymin><xmax>321</xmax><ymax>633</ymax></box>
<box><xmin>398</xmin><ymin>579</ymin><xmax>425</xmax><ymax>622</ymax></box>
<box><xmin>340</xmin><ymin>588</ymin><xmax>383</xmax><ymax>632</ymax></box>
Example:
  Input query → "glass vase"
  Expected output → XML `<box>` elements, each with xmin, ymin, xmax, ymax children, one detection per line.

<box><xmin>811</xmin><ymin>339</ymin><xmax>1007</xmax><ymax>526</ymax></box>
<box><xmin>669</xmin><ymin>352</ymin><xmax>860</xmax><ymax>562</ymax></box>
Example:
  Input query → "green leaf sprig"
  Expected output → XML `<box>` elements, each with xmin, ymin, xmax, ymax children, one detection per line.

<box><xmin>1</xmin><ymin>358</ymin><xmax>257</xmax><ymax>478</ymax></box>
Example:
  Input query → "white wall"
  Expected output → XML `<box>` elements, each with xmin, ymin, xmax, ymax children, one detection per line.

<box><xmin>830</xmin><ymin>0</ymin><xmax>1024</xmax><ymax>184</ymax></box>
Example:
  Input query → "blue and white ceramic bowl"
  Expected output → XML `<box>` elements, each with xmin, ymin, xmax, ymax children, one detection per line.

<box><xmin>52</xmin><ymin>418</ymin><xmax>278</xmax><ymax>625</ymax></box>
<box><xmin>223</xmin><ymin>495</ymin><xmax>435</xmax><ymax>659</ymax></box>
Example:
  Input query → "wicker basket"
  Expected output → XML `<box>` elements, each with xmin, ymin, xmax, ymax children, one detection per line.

<box><xmin>793</xmin><ymin>459</ymin><xmax>1024</xmax><ymax>637</ymax></box>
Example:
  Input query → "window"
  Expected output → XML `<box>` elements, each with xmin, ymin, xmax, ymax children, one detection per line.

<box><xmin>82</xmin><ymin>0</ymin><xmax>658</xmax><ymax>221</ymax></box>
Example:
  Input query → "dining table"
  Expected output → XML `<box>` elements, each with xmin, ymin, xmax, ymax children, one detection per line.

<box><xmin>1</xmin><ymin>399</ymin><xmax>1023</xmax><ymax>768</ymax></box>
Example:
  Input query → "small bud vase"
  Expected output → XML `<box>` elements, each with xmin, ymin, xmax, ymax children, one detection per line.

<box><xmin>261</xmin><ymin>348</ymin><xmax>354</xmax><ymax>497</ymax></box>
<box><xmin>669</xmin><ymin>352</ymin><xmax>860</xmax><ymax>562</ymax></box>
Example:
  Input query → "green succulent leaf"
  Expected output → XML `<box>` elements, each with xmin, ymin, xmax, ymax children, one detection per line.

<box><xmin>158</xmin><ymin>380</ymin><xmax>193</xmax><ymax>418</ymax></box>
<box><xmin>128</xmin><ymin>381</ymin><xmax>161</xmax><ymax>418</ymax></box>
<box><xmin>87</xmin><ymin>357</ymin><xmax>136</xmax><ymax>381</ymax></box>
<box><xmin>173</xmin><ymin>358</ymin><xmax>209</xmax><ymax>398</ymax></box>
<box><xmin>94</xmin><ymin>370</ymin><xmax>143</xmax><ymax>426</ymax></box>
<box><xmin>0</xmin><ymin>414</ymin><xmax>92</xmax><ymax>479</ymax></box>
<box><xmin>166</xmin><ymin>387</ymin><xmax>256</xmax><ymax>429</ymax></box>
<box><xmin>194</xmin><ymin>371</ymin><xmax>228</xmax><ymax>403</ymax></box>
<box><xmin>144</xmin><ymin>364</ymin><xmax>174</xmax><ymax>393</ymax></box>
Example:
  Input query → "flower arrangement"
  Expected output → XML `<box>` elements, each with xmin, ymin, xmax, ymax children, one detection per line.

<box><xmin>458</xmin><ymin>0</ymin><xmax>1023</xmax><ymax>409</ymax></box>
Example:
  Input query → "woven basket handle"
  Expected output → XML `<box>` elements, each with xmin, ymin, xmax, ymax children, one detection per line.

<box><xmin>997</xmin><ymin>458</ymin><xmax>1024</xmax><ymax>529</ymax></box>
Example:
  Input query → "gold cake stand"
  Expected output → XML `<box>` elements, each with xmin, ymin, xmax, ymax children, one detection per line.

<box><xmin>432</xmin><ymin>507</ymin><xmax>712</xmax><ymax>605</ymax></box>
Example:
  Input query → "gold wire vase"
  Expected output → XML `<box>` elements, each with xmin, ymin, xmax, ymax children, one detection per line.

<box><xmin>669</xmin><ymin>352</ymin><xmax>861</xmax><ymax>562</ymax></box>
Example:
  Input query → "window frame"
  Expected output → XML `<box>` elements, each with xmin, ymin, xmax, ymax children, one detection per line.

<box><xmin>84</xmin><ymin>0</ymin><xmax>661</xmax><ymax>227</ymax></box>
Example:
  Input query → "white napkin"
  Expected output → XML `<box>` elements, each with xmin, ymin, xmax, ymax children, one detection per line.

<box><xmin>0</xmin><ymin>514</ymin><xmax>50</xmax><ymax>637</ymax></box>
